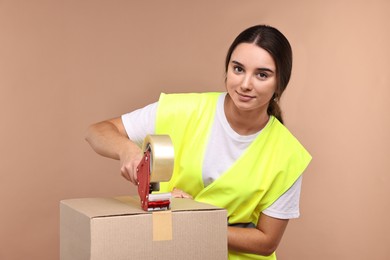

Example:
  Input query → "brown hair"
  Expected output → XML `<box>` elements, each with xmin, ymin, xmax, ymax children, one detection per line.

<box><xmin>225</xmin><ymin>25</ymin><xmax>293</xmax><ymax>124</ymax></box>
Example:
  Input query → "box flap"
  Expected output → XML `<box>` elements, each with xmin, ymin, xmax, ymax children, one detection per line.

<box><xmin>60</xmin><ymin>197</ymin><xmax>144</xmax><ymax>218</ymax></box>
<box><xmin>60</xmin><ymin>196</ymin><xmax>223</xmax><ymax>219</ymax></box>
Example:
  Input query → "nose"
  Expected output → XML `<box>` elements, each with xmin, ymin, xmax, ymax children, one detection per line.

<box><xmin>240</xmin><ymin>74</ymin><xmax>252</xmax><ymax>91</ymax></box>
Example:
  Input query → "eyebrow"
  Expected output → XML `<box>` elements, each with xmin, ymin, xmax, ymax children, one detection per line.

<box><xmin>231</xmin><ymin>60</ymin><xmax>275</xmax><ymax>74</ymax></box>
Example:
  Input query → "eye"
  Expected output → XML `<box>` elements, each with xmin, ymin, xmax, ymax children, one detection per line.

<box><xmin>256</xmin><ymin>72</ymin><xmax>268</xmax><ymax>79</ymax></box>
<box><xmin>233</xmin><ymin>65</ymin><xmax>244</xmax><ymax>73</ymax></box>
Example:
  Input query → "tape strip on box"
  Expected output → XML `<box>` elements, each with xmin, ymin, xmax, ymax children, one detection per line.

<box><xmin>152</xmin><ymin>210</ymin><xmax>173</xmax><ymax>241</ymax></box>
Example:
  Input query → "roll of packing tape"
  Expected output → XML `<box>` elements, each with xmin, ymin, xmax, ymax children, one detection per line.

<box><xmin>142</xmin><ymin>135</ymin><xmax>174</xmax><ymax>182</ymax></box>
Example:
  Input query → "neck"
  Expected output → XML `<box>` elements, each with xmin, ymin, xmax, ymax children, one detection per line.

<box><xmin>224</xmin><ymin>94</ymin><xmax>270</xmax><ymax>135</ymax></box>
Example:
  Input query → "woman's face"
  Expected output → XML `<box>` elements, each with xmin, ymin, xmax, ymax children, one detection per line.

<box><xmin>226</xmin><ymin>43</ymin><xmax>277</xmax><ymax>115</ymax></box>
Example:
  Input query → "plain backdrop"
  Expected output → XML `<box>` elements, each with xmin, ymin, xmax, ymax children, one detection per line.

<box><xmin>1</xmin><ymin>0</ymin><xmax>389</xmax><ymax>259</ymax></box>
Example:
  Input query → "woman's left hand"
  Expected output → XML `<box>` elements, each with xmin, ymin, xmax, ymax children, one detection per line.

<box><xmin>171</xmin><ymin>188</ymin><xmax>193</xmax><ymax>199</ymax></box>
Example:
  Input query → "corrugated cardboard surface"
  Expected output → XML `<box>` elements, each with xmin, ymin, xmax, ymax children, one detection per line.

<box><xmin>60</xmin><ymin>196</ymin><xmax>227</xmax><ymax>260</ymax></box>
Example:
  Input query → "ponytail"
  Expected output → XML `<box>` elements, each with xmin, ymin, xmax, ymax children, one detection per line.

<box><xmin>267</xmin><ymin>99</ymin><xmax>283</xmax><ymax>124</ymax></box>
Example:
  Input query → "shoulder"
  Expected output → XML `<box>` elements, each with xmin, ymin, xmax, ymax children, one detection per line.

<box><xmin>155</xmin><ymin>92</ymin><xmax>222</xmax><ymax>134</ymax></box>
<box><xmin>265</xmin><ymin>116</ymin><xmax>312</xmax><ymax>165</ymax></box>
<box><xmin>268</xmin><ymin>117</ymin><xmax>307</xmax><ymax>149</ymax></box>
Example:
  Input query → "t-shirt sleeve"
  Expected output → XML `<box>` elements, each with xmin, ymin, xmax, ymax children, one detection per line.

<box><xmin>262</xmin><ymin>175</ymin><xmax>303</xmax><ymax>219</ymax></box>
<box><xmin>121</xmin><ymin>102</ymin><xmax>158</xmax><ymax>147</ymax></box>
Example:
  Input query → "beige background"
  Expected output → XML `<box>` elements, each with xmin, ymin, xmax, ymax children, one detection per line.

<box><xmin>1</xmin><ymin>0</ymin><xmax>389</xmax><ymax>259</ymax></box>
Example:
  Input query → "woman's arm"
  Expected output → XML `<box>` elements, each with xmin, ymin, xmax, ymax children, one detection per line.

<box><xmin>228</xmin><ymin>213</ymin><xmax>289</xmax><ymax>256</ymax></box>
<box><xmin>85</xmin><ymin>117</ymin><xmax>142</xmax><ymax>185</ymax></box>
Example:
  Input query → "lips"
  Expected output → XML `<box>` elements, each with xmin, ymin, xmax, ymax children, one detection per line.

<box><xmin>236</xmin><ymin>91</ymin><xmax>255</xmax><ymax>101</ymax></box>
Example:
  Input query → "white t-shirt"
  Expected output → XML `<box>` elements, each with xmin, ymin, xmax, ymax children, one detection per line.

<box><xmin>122</xmin><ymin>93</ymin><xmax>302</xmax><ymax>219</ymax></box>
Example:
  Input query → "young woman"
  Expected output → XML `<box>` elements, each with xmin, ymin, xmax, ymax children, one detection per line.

<box><xmin>86</xmin><ymin>25</ymin><xmax>311</xmax><ymax>260</ymax></box>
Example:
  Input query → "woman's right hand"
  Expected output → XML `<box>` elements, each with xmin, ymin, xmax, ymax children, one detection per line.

<box><xmin>119</xmin><ymin>147</ymin><xmax>143</xmax><ymax>185</ymax></box>
<box><xmin>85</xmin><ymin>117</ymin><xmax>144</xmax><ymax>186</ymax></box>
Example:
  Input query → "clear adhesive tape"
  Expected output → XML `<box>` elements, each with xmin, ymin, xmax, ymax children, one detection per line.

<box><xmin>142</xmin><ymin>135</ymin><xmax>174</xmax><ymax>182</ymax></box>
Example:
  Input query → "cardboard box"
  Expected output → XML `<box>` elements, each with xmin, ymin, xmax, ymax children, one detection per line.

<box><xmin>60</xmin><ymin>196</ymin><xmax>227</xmax><ymax>260</ymax></box>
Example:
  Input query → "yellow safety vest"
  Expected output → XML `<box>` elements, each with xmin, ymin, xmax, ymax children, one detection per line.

<box><xmin>156</xmin><ymin>92</ymin><xmax>312</xmax><ymax>260</ymax></box>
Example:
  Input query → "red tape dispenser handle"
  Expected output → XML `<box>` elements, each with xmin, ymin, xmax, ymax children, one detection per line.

<box><xmin>137</xmin><ymin>149</ymin><xmax>152</xmax><ymax>211</ymax></box>
<box><xmin>136</xmin><ymin>135</ymin><xmax>174</xmax><ymax>211</ymax></box>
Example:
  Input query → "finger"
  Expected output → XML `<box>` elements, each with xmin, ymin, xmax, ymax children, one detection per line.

<box><xmin>133</xmin><ymin>166</ymin><xmax>139</xmax><ymax>184</ymax></box>
<box><xmin>120</xmin><ymin>169</ymin><xmax>131</xmax><ymax>182</ymax></box>
<box><xmin>121</xmin><ymin>166</ymin><xmax>137</xmax><ymax>185</ymax></box>
<box><xmin>170</xmin><ymin>188</ymin><xmax>180</xmax><ymax>198</ymax></box>
<box><xmin>171</xmin><ymin>188</ymin><xmax>193</xmax><ymax>199</ymax></box>
<box><xmin>181</xmin><ymin>193</ymin><xmax>193</xmax><ymax>199</ymax></box>
<box><xmin>129</xmin><ymin>172</ymin><xmax>137</xmax><ymax>186</ymax></box>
